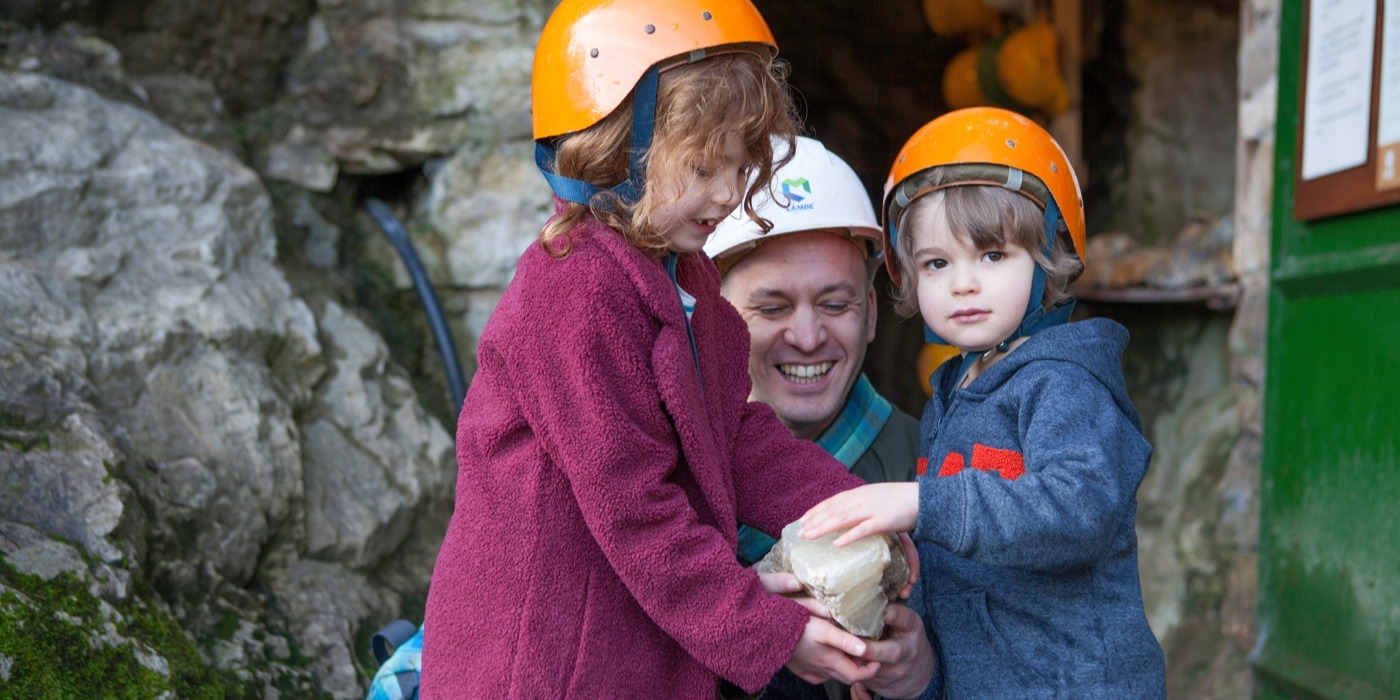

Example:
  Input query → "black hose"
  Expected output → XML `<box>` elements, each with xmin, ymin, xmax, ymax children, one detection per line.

<box><xmin>363</xmin><ymin>197</ymin><xmax>468</xmax><ymax>419</ymax></box>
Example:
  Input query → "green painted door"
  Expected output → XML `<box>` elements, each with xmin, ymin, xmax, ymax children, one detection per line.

<box><xmin>1256</xmin><ymin>3</ymin><xmax>1400</xmax><ymax>699</ymax></box>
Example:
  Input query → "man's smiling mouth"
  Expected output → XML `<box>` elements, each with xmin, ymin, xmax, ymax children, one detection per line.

<box><xmin>778</xmin><ymin>362</ymin><xmax>833</xmax><ymax>383</ymax></box>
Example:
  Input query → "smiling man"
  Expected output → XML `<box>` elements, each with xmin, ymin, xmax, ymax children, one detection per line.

<box><xmin>709</xmin><ymin>136</ymin><xmax>921</xmax><ymax>554</ymax></box>
<box><xmin>707</xmin><ymin>136</ymin><xmax>922</xmax><ymax>700</ymax></box>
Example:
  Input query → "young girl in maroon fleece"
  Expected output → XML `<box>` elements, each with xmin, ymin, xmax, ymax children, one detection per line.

<box><xmin>420</xmin><ymin>1</ymin><xmax>898</xmax><ymax>697</ymax></box>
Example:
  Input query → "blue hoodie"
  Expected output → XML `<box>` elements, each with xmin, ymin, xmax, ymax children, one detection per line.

<box><xmin>911</xmin><ymin>318</ymin><xmax>1165</xmax><ymax>699</ymax></box>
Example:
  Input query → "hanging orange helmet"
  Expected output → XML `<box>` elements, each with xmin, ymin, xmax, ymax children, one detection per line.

<box><xmin>881</xmin><ymin>107</ymin><xmax>1085</xmax><ymax>287</ymax></box>
<box><xmin>532</xmin><ymin>0</ymin><xmax>777</xmax><ymax>140</ymax></box>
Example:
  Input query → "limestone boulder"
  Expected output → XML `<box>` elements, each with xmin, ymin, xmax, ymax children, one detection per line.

<box><xmin>0</xmin><ymin>71</ymin><xmax>453</xmax><ymax>698</ymax></box>
<box><xmin>756</xmin><ymin>521</ymin><xmax>909</xmax><ymax>638</ymax></box>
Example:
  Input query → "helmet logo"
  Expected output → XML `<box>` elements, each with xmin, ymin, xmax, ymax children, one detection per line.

<box><xmin>781</xmin><ymin>177</ymin><xmax>811</xmax><ymax>202</ymax></box>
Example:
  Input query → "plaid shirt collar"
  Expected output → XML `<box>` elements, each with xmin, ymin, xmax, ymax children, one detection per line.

<box><xmin>816</xmin><ymin>373</ymin><xmax>893</xmax><ymax>468</ymax></box>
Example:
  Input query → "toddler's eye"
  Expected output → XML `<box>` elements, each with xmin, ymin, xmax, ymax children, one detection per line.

<box><xmin>924</xmin><ymin>258</ymin><xmax>947</xmax><ymax>270</ymax></box>
<box><xmin>983</xmin><ymin>251</ymin><xmax>1005</xmax><ymax>262</ymax></box>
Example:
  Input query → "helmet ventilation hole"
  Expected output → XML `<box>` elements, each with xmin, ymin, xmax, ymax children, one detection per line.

<box><xmin>1006</xmin><ymin>139</ymin><xmax>1016</xmax><ymax>148</ymax></box>
<box><xmin>702</xmin><ymin>11</ymin><xmax>713</xmax><ymax>20</ymax></box>
<box><xmin>645</xmin><ymin>24</ymin><xmax>655</xmax><ymax>34</ymax></box>
<box><xmin>589</xmin><ymin>48</ymin><xmax>599</xmax><ymax>58</ymax></box>
<box><xmin>1050</xmin><ymin>162</ymin><xmax>1058</xmax><ymax>172</ymax></box>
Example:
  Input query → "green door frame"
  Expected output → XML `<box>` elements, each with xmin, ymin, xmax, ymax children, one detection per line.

<box><xmin>1255</xmin><ymin>2</ymin><xmax>1400</xmax><ymax>698</ymax></box>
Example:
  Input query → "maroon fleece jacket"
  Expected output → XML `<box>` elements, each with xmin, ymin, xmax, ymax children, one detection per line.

<box><xmin>421</xmin><ymin>212</ymin><xmax>863</xmax><ymax>698</ymax></box>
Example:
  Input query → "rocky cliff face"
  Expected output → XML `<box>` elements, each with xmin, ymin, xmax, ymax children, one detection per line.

<box><xmin>2</xmin><ymin>1</ymin><xmax>558</xmax><ymax>695</ymax></box>
<box><xmin>0</xmin><ymin>70</ymin><xmax>455</xmax><ymax>697</ymax></box>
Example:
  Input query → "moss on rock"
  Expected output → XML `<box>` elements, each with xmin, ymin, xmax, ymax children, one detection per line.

<box><xmin>0</xmin><ymin>558</ymin><xmax>243</xmax><ymax>698</ymax></box>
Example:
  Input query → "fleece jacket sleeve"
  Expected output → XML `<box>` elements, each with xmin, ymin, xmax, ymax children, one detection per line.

<box><xmin>914</xmin><ymin>362</ymin><xmax>1151</xmax><ymax>573</ymax></box>
<box><xmin>730</xmin><ymin>399</ymin><xmax>865</xmax><ymax>538</ymax></box>
<box><xmin>499</xmin><ymin>255</ymin><xmax>807</xmax><ymax>691</ymax></box>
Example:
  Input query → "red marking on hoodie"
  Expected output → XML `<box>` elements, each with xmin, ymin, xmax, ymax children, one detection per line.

<box><xmin>937</xmin><ymin>452</ymin><xmax>965</xmax><ymax>477</ymax></box>
<box><xmin>971</xmin><ymin>443</ymin><xmax>1025</xmax><ymax>480</ymax></box>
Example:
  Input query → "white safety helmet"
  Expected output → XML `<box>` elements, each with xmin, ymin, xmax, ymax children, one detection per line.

<box><xmin>705</xmin><ymin>136</ymin><xmax>882</xmax><ymax>271</ymax></box>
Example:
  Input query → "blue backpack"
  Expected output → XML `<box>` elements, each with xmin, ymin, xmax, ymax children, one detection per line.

<box><xmin>365</xmin><ymin>620</ymin><xmax>423</xmax><ymax>700</ymax></box>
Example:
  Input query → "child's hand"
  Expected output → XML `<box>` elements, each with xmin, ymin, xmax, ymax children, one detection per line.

<box><xmin>799</xmin><ymin>483</ymin><xmax>918</xmax><ymax>547</ymax></box>
<box><xmin>757</xmin><ymin>570</ymin><xmax>803</xmax><ymax>596</ymax></box>
<box><xmin>785</xmin><ymin>616</ymin><xmax>880</xmax><ymax>685</ymax></box>
<box><xmin>757</xmin><ymin>571</ymin><xmax>833</xmax><ymax>619</ymax></box>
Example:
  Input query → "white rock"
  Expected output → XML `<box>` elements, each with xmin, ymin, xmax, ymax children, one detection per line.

<box><xmin>757</xmin><ymin>521</ymin><xmax>909</xmax><ymax>638</ymax></box>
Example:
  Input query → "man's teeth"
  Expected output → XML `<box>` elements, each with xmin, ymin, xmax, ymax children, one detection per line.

<box><xmin>779</xmin><ymin>362</ymin><xmax>833</xmax><ymax>383</ymax></box>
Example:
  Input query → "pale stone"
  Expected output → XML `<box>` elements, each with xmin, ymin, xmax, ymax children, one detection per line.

<box><xmin>257</xmin><ymin>138</ymin><xmax>339</xmax><ymax>192</ymax></box>
<box><xmin>756</xmin><ymin>521</ymin><xmax>909</xmax><ymax>638</ymax></box>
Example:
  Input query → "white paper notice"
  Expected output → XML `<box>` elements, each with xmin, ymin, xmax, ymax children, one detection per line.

<box><xmin>1301</xmin><ymin>0</ymin><xmax>1376</xmax><ymax>181</ymax></box>
<box><xmin>1379</xmin><ymin>0</ymin><xmax>1400</xmax><ymax>189</ymax></box>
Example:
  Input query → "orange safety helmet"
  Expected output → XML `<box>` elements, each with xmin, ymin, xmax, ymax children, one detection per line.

<box><xmin>531</xmin><ymin>0</ymin><xmax>777</xmax><ymax>140</ymax></box>
<box><xmin>881</xmin><ymin>107</ymin><xmax>1085</xmax><ymax>287</ymax></box>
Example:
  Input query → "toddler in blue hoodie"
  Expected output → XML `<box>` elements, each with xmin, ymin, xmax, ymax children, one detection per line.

<box><xmin>800</xmin><ymin>108</ymin><xmax>1166</xmax><ymax>699</ymax></box>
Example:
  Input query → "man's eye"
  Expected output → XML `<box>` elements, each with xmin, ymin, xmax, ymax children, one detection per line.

<box><xmin>756</xmin><ymin>306</ymin><xmax>787</xmax><ymax>316</ymax></box>
<box><xmin>820</xmin><ymin>303</ymin><xmax>851</xmax><ymax>314</ymax></box>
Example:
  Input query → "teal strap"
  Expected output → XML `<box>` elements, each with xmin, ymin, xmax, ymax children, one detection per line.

<box><xmin>534</xmin><ymin>64</ymin><xmax>659</xmax><ymax>208</ymax></box>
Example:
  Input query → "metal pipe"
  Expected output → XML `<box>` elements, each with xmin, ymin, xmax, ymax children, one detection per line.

<box><xmin>364</xmin><ymin>197</ymin><xmax>468</xmax><ymax>419</ymax></box>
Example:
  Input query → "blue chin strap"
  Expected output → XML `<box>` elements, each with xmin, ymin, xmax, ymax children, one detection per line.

<box><xmin>534</xmin><ymin>64</ymin><xmax>660</xmax><ymax>209</ymax></box>
<box><xmin>930</xmin><ymin>196</ymin><xmax>1076</xmax><ymax>389</ymax></box>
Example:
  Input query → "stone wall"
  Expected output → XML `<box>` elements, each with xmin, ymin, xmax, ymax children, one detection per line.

<box><xmin>1106</xmin><ymin>2</ymin><xmax>1276</xmax><ymax>696</ymax></box>
<box><xmin>1119</xmin><ymin>0</ymin><xmax>1240</xmax><ymax>245</ymax></box>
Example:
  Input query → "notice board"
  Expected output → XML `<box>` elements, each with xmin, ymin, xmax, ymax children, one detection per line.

<box><xmin>1294</xmin><ymin>0</ymin><xmax>1400</xmax><ymax>220</ymax></box>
